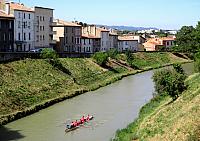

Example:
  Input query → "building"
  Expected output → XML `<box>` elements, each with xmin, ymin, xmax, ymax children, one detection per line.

<box><xmin>109</xmin><ymin>33</ymin><xmax>118</xmax><ymax>50</ymax></box>
<box><xmin>96</xmin><ymin>27</ymin><xmax>110</xmax><ymax>52</ymax></box>
<box><xmin>52</xmin><ymin>19</ymin><xmax>82</xmax><ymax>53</ymax></box>
<box><xmin>7</xmin><ymin>2</ymin><xmax>35</xmax><ymax>52</ymax></box>
<box><xmin>118</xmin><ymin>36</ymin><xmax>139</xmax><ymax>52</ymax></box>
<box><xmin>82</xmin><ymin>25</ymin><xmax>101</xmax><ymax>52</ymax></box>
<box><xmin>143</xmin><ymin>37</ymin><xmax>175</xmax><ymax>51</ymax></box>
<box><xmin>34</xmin><ymin>6</ymin><xmax>54</xmax><ymax>49</ymax></box>
<box><xmin>0</xmin><ymin>10</ymin><xmax>14</xmax><ymax>52</ymax></box>
<box><xmin>133</xmin><ymin>35</ymin><xmax>146</xmax><ymax>51</ymax></box>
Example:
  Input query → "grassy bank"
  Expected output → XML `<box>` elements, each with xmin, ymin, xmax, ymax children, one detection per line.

<box><xmin>0</xmin><ymin>52</ymin><xmax>190</xmax><ymax>125</ymax></box>
<box><xmin>113</xmin><ymin>73</ymin><xmax>200</xmax><ymax>141</ymax></box>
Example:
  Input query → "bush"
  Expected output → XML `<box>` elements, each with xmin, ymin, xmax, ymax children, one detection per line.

<box><xmin>125</xmin><ymin>50</ymin><xmax>134</xmax><ymax>65</ymax></box>
<box><xmin>40</xmin><ymin>48</ymin><xmax>58</xmax><ymax>59</ymax></box>
<box><xmin>107</xmin><ymin>49</ymin><xmax>119</xmax><ymax>59</ymax></box>
<box><xmin>194</xmin><ymin>51</ymin><xmax>200</xmax><ymax>72</ymax></box>
<box><xmin>92</xmin><ymin>52</ymin><xmax>108</xmax><ymax>66</ymax></box>
<box><xmin>152</xmin><ymin>65</ymin><xmax>187</xmax><ymax>101</ymax></box>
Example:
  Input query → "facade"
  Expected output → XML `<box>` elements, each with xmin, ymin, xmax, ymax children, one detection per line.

<box><xmin>81</xmin><ymin>34</ymin><xmax>101</xmax><ymax>53</ymax></box>
<box><xmin>98</xmin><ymin>28</ymin><xmax>110</xmax><ymax>52</ymax></box>
<box><xmin>118</xmin><ymin>36</ymin><xmax>139</xmax><ymax>52</ymax></box>
<box><xmin>82</xmin><ymin>25</ymin><xmax>101</xmax><ymax>52</ymax></box>
<box><xmin>143</xmin><ymin>37</ymin><xmax>175</xmax><ymax>51</ymax></box>
<box><xmin>0</xmin><ymin>11</ymin><xmax>14</xmax><ymax>52</ymax></box>
<box><xmin>34</xmin><ymin>6</ymin><xmax>54</xmax><ymax>49</ymax></box>
<box><xmin>133</xmin><ymin>35</ymin><xmax>146</xmax><ymax>51</ymax></box>
<box><xmin>109</xmin><ymin>33</ymin><xmax>118</xmax><ymax>50</ymax></box>
<box><xmin>8</xmin><ymin>2</ymin><xmax>35</xmax><ymax>52</ymax></box>
<box><xmin>53</xmin><ymin>19</ymin><xmax>82</xmax><ymax>53</ymax></box>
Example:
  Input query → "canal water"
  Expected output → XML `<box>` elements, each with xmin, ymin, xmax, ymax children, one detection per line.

<box><xmin>0</xmin><ymin>63</ymin><xmax>194</xmax><ymax>141</ymax></box>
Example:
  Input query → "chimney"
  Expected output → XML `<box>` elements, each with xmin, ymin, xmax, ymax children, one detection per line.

<box><xmin>5</xmin><ymin>2</ymin><xmax>10</xmax><ymax>15</ymax></box>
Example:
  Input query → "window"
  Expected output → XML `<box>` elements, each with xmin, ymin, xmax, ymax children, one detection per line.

<box><xmin>24</xmin><ymin>33</ymin><xmax>26</xmax><ymax>40</ymax></box>
<box><xmin>167</xmin><ymin>42</ymin><xmax>169</xmax><ymax>46</ymax></box>
<box><xmin>43</xmin><ymin>26</ymin><xmax>44</xmax><ymax>31</ymax></box>
<box><xmin>40</xmin><ymin>26</ymin><xmax>42</xmax><ymax>31</ymax></box>
<box><xmin>24</xmin><ymin>13</ymin><xmax>26</xmax><ymax>19</ymax></box>
<box><xmin>50</xmin><ymin>17</ymin><xmax>53</xmax><ymax>22</ymax></box>
<box><xmin>29</xmin><ymin>44</ymin><xmax>31</xmax><ymax>50</ymax></box>
<box><xmin>40</xmin><ymin>16</ymin><xmax>42</xmax><ymax>21</ymax></box>
<box><xmin>18</xmin><ymin>21</ymin><xmax>21</xmax><ymax>28</ymax></box>
<box><xmin>43</xmin><ymin>35</ymin><xmax>45</xmax><ymax>40</ymax></box>
<box><xmin>89</xmin><ymin>39</ymin><xmax>91</xmax><ymax>44</ymax></box>
<box><xmin>9</xmin><ymin>21</ymin><xmax>12</xmax><ymax>29</ymax></box>
<box><xmin>72</xmin><ymin>28</ymin><xmax>74</xmax><ymax>33</ymax></box>
<box><xmin>18</xmin><ymin>33</ymin><xmax>21</xmax><ymax>40</ymax></box>
<box><xmin>29</xmin><ymin>33</ymin><xmax>31</xmax><ymax>40</ymax></box>
<box><xmin>29</xmin><ymin>14</ymin><xmax>31</xmax><ymax>19</ymax></box>
<box><xmin>43</xmin><ymin>16</ymin><xmax>45</xmax><ymax>21</ymax></box>
<box><xmin>36</xmin><ymin>35</ymin><xmax>39</xmax><ymax>42</ymax></box>
<box><xmin>40</xmin><ymin>35</ymin><xmax>42</xmax><ymax>41</ymax></box>
<box><xmin>72</xmin><ymin>36</ymin><xmax>74</xmax><ymax>43</ymax></box>
<box><xmin>18</xmin><ymin>12</ymin><xmax>21</xmax><ymax>18</ymax></box>
<box><xmin>84</xmin><ymin>39</ymin><xmax>86</xmax><ymax>45</ymax></box>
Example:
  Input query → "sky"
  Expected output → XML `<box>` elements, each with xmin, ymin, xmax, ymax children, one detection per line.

<box><xmin>12</xmin><ymin>0</ymin><xmax>200</xmax><ymax>30</ymax></box>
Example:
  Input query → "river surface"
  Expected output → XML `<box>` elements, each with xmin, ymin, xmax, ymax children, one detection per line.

<box><xmin>0</xmin><ymin>63</ymin><xmax>194</xmax><ymax>141</ymax></box>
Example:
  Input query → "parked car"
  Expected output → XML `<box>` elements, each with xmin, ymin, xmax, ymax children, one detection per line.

<box><xmin>29</xmin><ymin>48</ymin><xmax>54</xmax><ymax>53</ymax></box>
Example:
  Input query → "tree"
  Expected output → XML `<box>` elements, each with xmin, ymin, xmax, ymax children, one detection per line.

<box><xmin>194</xmin><ymin>50</ymin><xmax>200</xmax><ymax>72</ymax></box>
<box><xmin>152</xmin><ymin>65</ymin><xmax>187</xmax><ymax>101</ymax></box>
<box><xmin>107</xmin><ymin>49</ymin><xmax>119</xmax><ymax>59</ymax></box>
<box><xmin>92</xmin><ymin>52</ymin><xmax>108</xmax><ymax>66</ymax></box>
<box><xmin>175</xmin><ymin>26</ymin><xmax>196</xmax><ymax>52</ymax></box>
<box><xmin>40</xmin><ymin>48</ymin><xmax>58</xmax><ymax>59</ymax></box>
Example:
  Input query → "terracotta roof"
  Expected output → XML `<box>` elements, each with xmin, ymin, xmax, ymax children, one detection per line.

<box><xmin>54</xmin><ymin>19</ymin><xmax>81</xmax><ymax>27</ymax></box>
<box><xmin>9</xmin><ymin>2</ymin><xmax>34</xmax><ymax>12</ymax></box>
<box><xmin>160</xmin><ymin>37</ymin><xmax>175</xmax><ymax>41</ymax></box>
<box><xmin>118</xmin><ymin>36</ymin><xmax>137</xmax><ymax>41</ymax></box>
<box><xmin>0</xmin><ymin>10</ymin><xmax>14</xmax><ymax>18</ymax></box>
<box><xmin>82</xmin><ymin>34</ymin><xmax>100</xmax><ymax>39</ymax></box>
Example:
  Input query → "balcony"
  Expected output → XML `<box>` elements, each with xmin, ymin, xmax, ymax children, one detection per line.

<box><xmin>49</xmin><ymin>40</ymin><xmax>57</xmax><ymax>44</ymax></box>
<box><xmin>49</xmin><ymin>31</ymin><xmax>57</xmax><ymax>35</ymax></box>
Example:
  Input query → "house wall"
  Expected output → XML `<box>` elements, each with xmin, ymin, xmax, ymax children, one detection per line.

<box><xmin>34</xmin><ymin>7</ymin><xmax>53</xmax><ymax>48</ymax></box>
<box><xmin>109</xmin><ymin>35</ymin><xmax>118</xmax><ymax>50</ymax></box>
<box><xmin>101</xmin><ymin>31</ymin><xmax>110</xmax><ymax>52</ymax></box>
<box><xmin>0</xmin><ymin>17</ymin><xmax>14</xmax><ymax>52</ymax></box>
<box><xmin>12</xmin><ymin>10</ymin><xmax>35</xmax><ymax>51</ymax></box>
<box><xmin>118</xmin><ymin>40</ymin><xmax>138</xmax><ymax>52</ymax></box>
<box><xmin>81</xmin><ymin>38</ymin><xmax>93</xmax><ymax>53</ymax></box>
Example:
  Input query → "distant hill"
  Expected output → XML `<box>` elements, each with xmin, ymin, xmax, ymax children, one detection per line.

<box><xmin>97</xmin><ymin>25</ymin><xmax>159</xmax><ymax>31</ymax></box>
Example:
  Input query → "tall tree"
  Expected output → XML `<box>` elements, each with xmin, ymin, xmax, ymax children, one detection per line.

<box><xmin>175</xmin><ymin>26</ymin><xmax>196</xmax><ymax>52</ymax></box>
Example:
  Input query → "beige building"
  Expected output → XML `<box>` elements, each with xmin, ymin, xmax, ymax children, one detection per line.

<box><xmin>34</xmin><ymin>6</ymin><xmax>54</xmax><ymax>48</ymax></box>
<box><xmin>118</xmin><ymin>36</ymin><xmax>139</xmax><ymax>52</ymax></box>
<box><xmin>52</xmin><ymin>19</ymin><xmax>82</xmax><ymax>52</ymax></box>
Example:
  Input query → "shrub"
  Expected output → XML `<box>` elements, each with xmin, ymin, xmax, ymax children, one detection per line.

<box><xmin>40</xmin><ymin>48</ymin><xmax>58</xmax><ymax>59</ymax></box>
<box><xmin>194</xmin><ymin>50</ymin><xmax>200</xmax><ymax>72</ymax></box>
<box><xmin>107</xmin><ymin>49</ymin><xmax>119</xmax><ymax>59</ymax></box>
<box><xmin>152</xmin><ymin>66</ymin><xmax>187</xmax><ymax>101</ymax></box>
<box><xmin>92</xmin><ymin>52</ymin><xmax>108</xmax><ymax>66</ymax></box>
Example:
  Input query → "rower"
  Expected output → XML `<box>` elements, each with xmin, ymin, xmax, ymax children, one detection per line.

<box><xmin>86</xmin><ymin>114</ymin><xmax>90</xmax><ymax>121</ymax></box>
<box><xmin>81</xmin><ymin>116</ymin><xmax>85</xmax><ymax>123</ymax></box>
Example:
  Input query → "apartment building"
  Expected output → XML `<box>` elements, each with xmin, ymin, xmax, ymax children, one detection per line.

<box><xmin>82</xmin><ymin>25</ymin><xmax>101</xmax><ymax>52</ymax></box>
<box><xmin>34</xmin><ymin>6</ymin><xmax>54</xmax><ymax>49</ymax></box>
<box><xmin>97</xmin><ymin>27</ymin><xmax>110</xmax><ymax>52</ymax></box>
<box><xmin>52</xmin><ymin>19</ymin><xmax>82</xmax><ymax>52</ymax></box>
<box><xmin>118</xmin><ymin>36</ymin><xmax>139</xmax><ymax>52</ymax></box>
<box><xmin>7</xmin><ymin>2</ymin><xmax>35</xmax><ymax>52</ymax></box>
<box><xmin>109</xmin><ymin>33</ymin><xmax>118</xmax><ymax>50</ymax></box>
<box><xmin>0</xmin><ymin>10</ymin><xmax>14</xmax><ymax>52</ymax></box>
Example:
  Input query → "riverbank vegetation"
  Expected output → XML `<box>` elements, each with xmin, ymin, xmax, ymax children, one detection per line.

<box><xmin>0</xmin><ymin>52</ymin><xmax>190</xmax><ymax>125</ymax></box>
<box><xmin>113</xmin><ymin>53</ymin><xmax>200</xmax><ymax>141</ymax></box>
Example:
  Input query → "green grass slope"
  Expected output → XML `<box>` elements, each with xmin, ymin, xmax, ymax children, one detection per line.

<box><xmin>113</xmin><ymin>73</ymin><xmax>200</xmax><ymax>141</ymax></box>
<box><xmin>0</xmin><ymin>53</ymin><xmax>190</xmax><ymax>125</ymax></box>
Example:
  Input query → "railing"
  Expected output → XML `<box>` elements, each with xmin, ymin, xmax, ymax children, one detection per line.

<box><xmin>0</xmin><ymin>52</ymin><xmax>93</xmax><ymax>63</ymax></box>
<box><xmin>0</xmin><ymin>51</ymin><xmax>191</xmax><ymax>63</ymax></box>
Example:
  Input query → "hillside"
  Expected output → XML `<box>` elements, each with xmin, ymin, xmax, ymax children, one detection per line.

<box><xmin>0</xmin><ymin>52</ymin><xmax>190</xmax><ymax>125</ymax></box>
<box><xmin>113</xmin><ymin>73</ymin><xmax>200</xmax><ymax>141</ymax></box>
